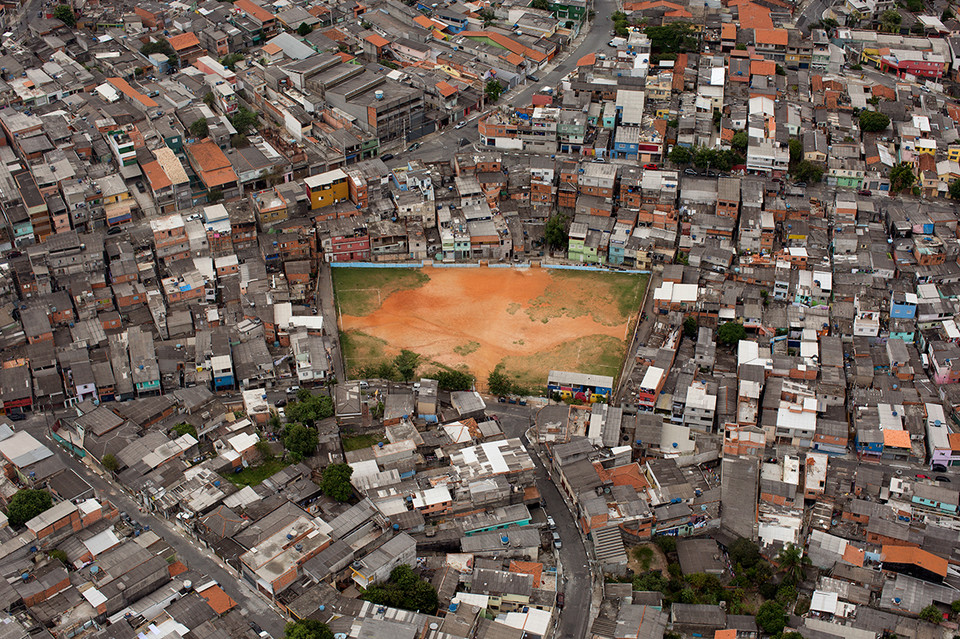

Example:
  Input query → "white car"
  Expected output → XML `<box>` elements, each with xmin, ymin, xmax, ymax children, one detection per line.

<box><xmin>455</xmin><ymin>120</ymin><xmax>466</xmax><ymax>129</ymax></box>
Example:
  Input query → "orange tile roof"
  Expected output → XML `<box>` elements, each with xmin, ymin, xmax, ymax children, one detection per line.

<box><xmin>577</xmin><ymin>52</ymin><xmax>596</xmax><ymax>66</ymax></box>
<box><xmin>715</xmin><ymin>630</ymin><xmax>737</xmax><ymax>639</ymax></box>
<box><xmin>948</xmin><ymin>105</ymin><xmax>960</xmax><ymax>124</ymax></box>
<box><xmin>883</xmin><ymin>429</ymin><xmax>911</xmax><ymax>449</ymax></box>
<box><xmin>594</xmin><ymin>462</ymin><xmax>649</xmax><ymax>490</ymax></box>
<box><xmin>335</xmin><ymin>52</ymin><xmax>355</xmax><ymax>63</ymax></box>
<box><xmin>167</xmin><ymin>31</ymin><xmax>200</xmax><ymax>51</ymax></box>
<box><xmin>751</xmin><ymin>59</ymin><xmax>776</xmax><ymax>76</ymax></box>
<box><xmin>882</xmin><ymin>545</ymin><xmax>948</xmax><ymax>577</ymax></box>
<box><xmin>185</xmin><ymin>139</ymin><xmax>238</xmax><ymax>189</ymax></box>
<box><xmin>234</xmin><ymin>0</ymin><xmax>274</xmax><ymax>24</ymax></box>
<box><xmin>262</xmin><ymin>42</ymin><xmax>282</xmax><ymax>55</ymax></box>
<box><xmin>721</xmin><ymin>127</ymin><xmax>735</xmax><ymax>142</ymax></box>
<box><xmin>624</xmin><ymin>0</ymin><xmax>691</xmax><ymax>15</ymax></box>
<box><xmin>436</xmin><ymin>81</ymin><xmax>458</xmax><ymax>97</ymax></box>
<box><xmin>322</xmin><ymin>27</ymin><xmax>349</xmax><ymax>42</ymax></box>
<box><xmin>721</xmin><ymin>23</ymin><xmax>737</xmax><ymax>39</ymax></box>
<box><xmin>141</xmin><ymin>160</ymin><xmax>171</xmax><ymax>191</ymax></box>
<box><xmin>509</xmin><ymin>560</ymin><xmax>543</xmax><ymax>587</ymax></box>
<box><xmin>738</xmin><ymin>2</ymin><xmax>773</xmax><ymax>29</ymax></box>
<box><xmin>198</xmin><ymin>585</ymin><xmax>237</xmax><ymax>615</ymax></box>
<box><xmin>168</xmin><ymin>561</ymin><xmax>188</xmax><ymax>577</ymax></box>
<box><xmin>842</xmin><ymin>544</ymin><xmax>865</xmax><ymax>567</ymax></box>
<box><xmin>673</xmin><ymin>53</ymin><xmax>687</xmax><ymax>90</ymax></box>
<box><xmin>365</xmin><ymin>33</ymin><xmax>390</xmax><ymax>47</ymax></box>
<box><xmin>505</xmin><ymin>52</ymin><xmax>525</xmax><ymax>65</ymax></box>
<box><xmin>107</xmin><ymin>77</ymin><xmax>158</xmax><ymax>108</ymax></box>
<box><xmin>414</xmin><ymin>15</ymin><xmax>439</xmax><ymax>29</ymax></box>
<box><xmin>948</xmin><ymin>432</ymin><xmax>960</xmax><ymax>451</ymax></box>
<box><xmin>872</xmin><ymin>84</ymin><xmax>895</xmax><ymax>100</ymax></box>
<box><xmin>460</xmin><ymin>31</ymin><xmax>547</xmax><ymax>62</ymax></box>
<box><xmin>755</xmin><ymin>28</ymin><xmax>787</xmax><ymax>46</ymax></box>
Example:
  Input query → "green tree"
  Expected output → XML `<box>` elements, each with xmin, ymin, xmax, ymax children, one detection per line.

<box><xmin>950</xmin><ymin>599</ymin><xmax>960</xmax><ymax>615</ymax></box>
<box><xmin>102</xmin><ymin>453</ymin><xmax>119</xmax><ymax>472</ymax></box>
<box><xmin>487</xmin><ymin>364</ymin><xmax>514</xmax><ymax>396</ymax></box>
<box><xmin>718</xmin><ymin>322</ymin><xmax>746</xmax><ymax>346</ymax></box>
<box><xmin>788</xmin><ymin>138</ymin><xmax>803</xmax><ymax>163</ymax></box>
<box><xmin>362</xmin><ymin>564</ymin><xmax>439</xmax><ymax>614</ymax></box>
<box><xmin>320</xmin><ymin>463</ymin><xmax>354</xmax><ymax>502</ymax></box>
<box><xmin>775</xmin><ymin>64</ymin><xmax>786</xmax><ymax>75</ymax></box>
<box><xmin>942</xmin><ymin>7</ymin><xmax>952</xmax><ymax>20</ymax></box>
<box><xmin>220</xmin><ymin>53</ymin><xmax>244</xmax><ymax>70</ymax></box>
<box><xmin>644</xmin><ymin>22</ymin><xmax>698</xmax><ymax>54</ymax></box>
<box><xmin>919</xmin><ymin>605</ymin><xmax>943</xmax><ymax>624</ymax></box>
<box><xmin>667</xmin><ymin>118</ymin><xmax>679</xmax><ymax>129</ymax></box>
<box><xmin>731</xmin><ymin>131</ymin><xmax>748</xmax><ymax>154</ymax></box>
<box><xmin>683</xmin><ymin>316</ymin><xmax>698</xmax><ymax>339</ymax></box>
<box><xmin>655</xmin><ymin>535</ymin><xmax>677</xmax><ymax>555</ymax></box>
<box><xmin>713</xmin><ymin>108</ymin><xmax>722</xmax><ymax>130</ymax></box>
<box><xmin>793</xmin><ymin>160</ymin><xmax>825</xmax><ymax>183</ymax></box>
<box><xmin>880</xmin><ymin>9</ymin><xmax>902</xmax><ymax>31</ymax></box>
<box><xmin>484</xmin><ymin>79</ymin><xmax>504</xmax><ymax>103</ymax></box>
<box><xmin>141</xmin><ymin>39</ymin><xmax>174</xmax><ymax>56</ymax></box>
<box><xmin>756</xmin><ymin>601</ymin><xmax>787</xmax><ymax>634</ymax></box>
<box><xmin>7</xmin><ymin>489</ymin><xmax>53</xmax><ymax>527</ymax></box>
<box><xmin>230</xmin><ymin>106</ymin><xmax>259</xmax><ymax>135</ymax></box>
<box><xmin>952</xmin><ymin>180</ymin><xmax>960</xmax><ymax>200</ymax></box>
<box><xmin>47</xmin><ymin>548</ymin><xmax>69</xmax><ymax>565</ymax></box>
<box><xmin>728</xmin><ymin>537</ymin><xmax>762</xmax><ymax>568</ymax></box>
<box><xmin>859</xmin><ymin>110</ymin><xmax>891</xmax><ymax>132</ymax></box>
<box><xmin>285</xmin><ymin>619</ymin><xmax>333</xmax><ymax>639</ymax></box>
<box><xmin>531</xmin><ymin>0</ymin><xmax>551</xmax><ymax>9</ymax></box>
<box><xmin>432</xmin><ymin>370</ymin><xmax>474</xmax><ymax>391</ymax></box>
<box><xmin>545</xmin><ymin>213</ymin><xmax>569</xmax><ymax>250</ymax></box>
<box><xmin>202</xmin><ymin>92</ymin><xmax>215</xmax><ymax>108</ymax></box>
<box><xmin>283</xmin><ymin>423</ymin><xmax>318</xmax><ymax>461</ymax></box>
<box><xmin>53</xmin><ymin>5</ymin><xmax>76</xmax><ymax>26</ymax></box>
<box><xmin>889</xmin><ymin>161</ymin><xmax>915</xmax><ymax>194</ymax></box>
<box><xmin>297</xmin><ymin>22</ymin><xmax>314</xmax><ymax>36</ymax></box>
<box><xmin>776</xmin><ymin>543</ymin><xmax>810</xmax><ymax>586</ymax></box>
<box><xmin>478</xmin><ymin>9</ymin><xmax>497</xmax><ymax>26</ymax></box>
<box><xmin>173</xmin><ymin>422</ymin><xmax>197</xmax><ymax>439</ymax></box>
<box><xmin>906</xmin><ymin>0</ymin><xmax>923</xmax><ymax>11</ymax></box>
<box><xmin>669</xmin><ymin>144</ymin><xmax>691</xmax><ymax>165</ymax></box>
<box><xmin>286</xmin><ymin>391</ymin><xmax>334</xmax><ymax>426</ymax></box>
<box><xmin>393</xmin><ymin>349</ymin><xmax>420</xmax><ymax>382</ymax></box>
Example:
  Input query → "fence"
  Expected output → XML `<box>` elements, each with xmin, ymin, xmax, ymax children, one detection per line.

<box><xmin>330</xmin><ymin>261</ymin><xmax>649</xmax><ymax>274</ymax></box>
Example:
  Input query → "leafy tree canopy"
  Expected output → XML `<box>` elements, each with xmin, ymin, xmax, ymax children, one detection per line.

<box><xmin>141</xmin><ymin>38</ymin><xmax>174</xmax><ymax>57</ymax></box>
<box><xmin>286</xmin><ymin>391</ymin><xmax>334</xmax><ymax>426</ymax></box>
<box><xmin>285</xmin><ymin>619</ymin><xmax>333</xmax><ymax>639</ymax></box>
<box><xmin>889</xmin><ymin>161</ymin><xmax>916</xmax><ymax>194</ymax></box>
<box><xmin>484</xmin><ymin>79</ymin><xmax>504</xmax><ymax>102</ymax></box>
<box><xmin>362</xmin><ymin>564</ymin><xmax>439</xmax><ymax>614</ymax></box>
<box><xmin>53</xmin><ymin>5</ymin><xmax>76</xmax><ymax>26</ymax></box>
<box><xmin>859</xmin><ymin>109</ymin><xmax>890</xmax><ymax>132</ymax></box>
<box><xmin>669</xmin><ymin>144</ymin><xmax>691</xmax><ymax>165</ymax></box>
<box><xmin>394</xmin><ymin>349</ymin><xmax>420</xmax><ymax>382</ymax></box>
<box><xmin>545</xmin><ymin>213</ymin><xmax>569</xmax><ymax>250</ymax></box>
<box><xmin>756</xmin><ymin>601</ymin><xmax>787</xmax><ymax>634</ymax></box>
<box><xmin>283</xmin><ymin>423</ymin><xmax>318</xmax><ymax>462</ymax></box>
<box><xmin>229</xmin><ymin>106</ymin><xmax>259</xmax><ymax>135</ymax></box>
<box><xmin>7</xmin><ymin>489</ymin><xmax>53</xmax><ymax>527</ymax></box>
<box><xmin>487</xmin><ymin>364</ymin><xmax>515</xmax><ymax>396</ymax></box>
<box><xmin>718</xmin><ymin>321</ymin><xmax>746</xmax><ymax>346</ymax></box>
<box><xmin>320</xmin><ymin>463</ymin><xmax>354</xmax><ymax>501</ymax></box>
<box><xmin>432</xmin><ymin>369</ymin><xmax>474</xmax><ymax>391</ymax></box>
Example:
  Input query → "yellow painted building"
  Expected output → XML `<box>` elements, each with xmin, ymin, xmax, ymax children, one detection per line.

<box><xmin>947</xmin><ymin>145</ymin><xmax>960</xmax><ymax>162</ymax></box>
<box><xmin>304</xmin><ymin>169</ymin><xmax>349</xmax><ymax>209</ymax></box>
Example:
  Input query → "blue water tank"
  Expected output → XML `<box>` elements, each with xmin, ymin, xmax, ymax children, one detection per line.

<box><xmin>319</xmin><ymin>605</ymin><xmax>325</xmax><ymax>612</ymax></box>
<box><xmin>392</xmin><ymin>523</ymin><xmax>400</xmax><ymax>531</ymax></box>
<box><xmin>449</xmin><ymin>603</ymin><xmax>459</xmax><ymax>612</ymax></box>
<box><xmin>214</xmin><ymin>480</ymin><xmax>221</xmax><ymax>487</ymax></box>
<box><xmin>20</xmin><ymin>573</ymin><xmax>29</xmax><ymax>582</ymax></box>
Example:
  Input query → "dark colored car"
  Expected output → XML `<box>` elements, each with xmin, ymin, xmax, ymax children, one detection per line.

<box><xmin>8</xmin><ymin>413</ymin><xmax>25</xmax><ymax>421</ymax></box>
<box><xmin>526</xmin><ymin>74</ymin><xmax>540</xmax><ymax>82</ymax></box>
<box><xmin>275</xmin><ymin>398</ymin><xmax>287</xmax><ymax>407</ymax></box>
<box><xmin>381</xmin><ymin>153</ymin><xmax>394</xmax><ymax>161</ymax></box>
<box><xmin>933</xmin><ymin>464</ymin><xmax>948</xmax><ymax>472</ymax></box>
<box><xmin>107</xmin><ymin>226</ymin><xmax>123</xmax><ymax>235</ymax></box>
<box><xmin>937</xmin><ymin>475</ymin><xmax>951</xmax><ymax>483</ymax></box>
<box><xmin>858</xmin><ymin>189</ymin><xmax>871</xmax><ymax>196</ymax></box>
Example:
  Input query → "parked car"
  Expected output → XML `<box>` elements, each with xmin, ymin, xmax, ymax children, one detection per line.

<box><xmin>552</xmin><ymin>532</ymin><xmax>562</xmax><ymax>549</ymax></box>
<box><xmin>498</xmin><ymin>396</ymin><xmax>506</xmax><ymax>403</ymax></box>
<box><xmin>933</xmin><ymin>464</ymin><xmax>948</xmax><ymax>472</ymax></box>
<box><xmin>684</xmin><ymin>168</ymin><xmax>699</xmax><ymax>176</ymax></box>
<box><xmin>407</xmin><ymin>142</ymin><xmax>421</xmax><ymax>152</ymax></box>
<box><xmin>547</xmin><ymin>516</ymin><xmax>556</xmax><ymax>529</ymax></box>
<box><xmin>275</xmin><ymin>398</ymin><xmax>287</xmax><ymax>407</ymax></box>
<box><xmin>794</xmin><ymin>182</ymin><xmax>807</xmax><ymax>188</ymax></box>
<box><xmin>858</xmin><ymin>189</ymin><xmax>871</xmax><ymax>196</ymax></box>
<box><xmin>916</xmin><ymin>473</ymin><xmax>930</xmax><ymax>479</ymax></box>
<box><xmin>381</xmin><ymin>153</ymin><xmax>394</xmax><ymax>161</ymax></box>
<box><xmin>107</xmin><ymin>226</ymin><xmax>123</xmax><ymax>236</ymax></box>
<box><xmin>937</xmin><ymin>475</ymin><xmax>951</xmax><ymax>483</ymax></box>
<box><xmin>455</xmin><ymin>120</ymin><xmax>466</xmax><ymax>129</ymax></box>
<box><xmin>136</xmin><ymin>181</ymin><xmax>146</xmax><ymax>193</ymax></box>
<box><xmin>507</xmin><ymin>396</ymin><xmax>518</xmax><ymax>404</ymax></box>
<box><xmin>557</xmin><ymin>593</ymin><xmax>565</xmax><ymax>608</ymax></box>
<box><xmin>286</xmin><ymin>385</ymin><xmax>300</xmax><ymax>394</ymax></box>
<box><xmin>643</xmin><ymin>163</ymin><xmax>659</xmax><ymax>170</ymax></box>
<box><xmin>526</xmin><ymin>74</ymin><xmax>540</xmax><ymax>82</ymax></box>
<box><xmin>8</xmin><ymin>413</ymin><xmax>24</xmax><ymax>421</ymax></box>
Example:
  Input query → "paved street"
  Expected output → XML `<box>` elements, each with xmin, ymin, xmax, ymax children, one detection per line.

<box><xmin>317</xmin><ymin>262</ymin><xmax>346</xmax><ymax>384</ymax></box>
<box><xmin>387</xmin><ymin>0</ymin><xmax>617</xmax><ymax>167</ymax></box>
<box><xmin>18</xmin><ymin>414</ymin><xmax>289</xmax><ymax>639</ymax></box>
<box><xmin>491</xmin><ymin>401</ymin><xmax>593</xmax><ymax>639</ymax></box>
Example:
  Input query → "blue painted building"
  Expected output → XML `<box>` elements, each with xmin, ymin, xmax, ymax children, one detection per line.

<box><xmin>612</xmin><ymin>125</ymin><xmax>640</xmax><ymax>160</ymax></box>
<box><xmin>890</xmin><ymin>292</ymin><xmax>918</xmax><ymax>319</ymax></box>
